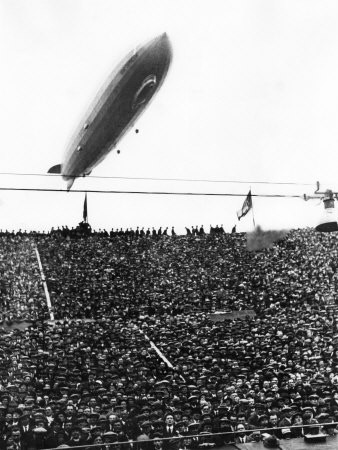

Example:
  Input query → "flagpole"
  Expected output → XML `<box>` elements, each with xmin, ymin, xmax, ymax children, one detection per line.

<box><xmin>83</xmin><ymin>192</ymin><xmax>88</xmax><ymax>224</ymax></box>
<box><xmin>250</xmin><ymin>186</ymin><xmax>256</xmax><ymax>228</ymax></box>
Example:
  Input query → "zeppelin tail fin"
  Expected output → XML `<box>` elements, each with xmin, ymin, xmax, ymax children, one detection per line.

<box><xmin>66</xmin><ymin>179</ymin><xmax>75</xmax><ymax>191</ymax></box>
<box><xmin>48</xmin><ymin>164</ymin><xmax>62</xmax><ymax>174</ymax></box>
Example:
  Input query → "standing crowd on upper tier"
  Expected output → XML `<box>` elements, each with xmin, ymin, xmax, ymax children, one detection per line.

<box><xmin>0</xmin><ymin>227</ymin><xmax>338</xmax><ymax>449</ymax></box>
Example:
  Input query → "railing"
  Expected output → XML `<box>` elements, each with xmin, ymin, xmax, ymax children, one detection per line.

<box><xmin>43</xmin><ymin>421</ymin><xmax>338</xmax><ymax>450</ymax></box>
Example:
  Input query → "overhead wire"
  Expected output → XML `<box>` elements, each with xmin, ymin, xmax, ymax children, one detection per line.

<box><xmin>0</xmin><ymin>171</ymin><xmax>314</xmax><ymax>186</ymax></box>
<box><xmin>0</xmin><ymin>186</ymin><xmax>302</xmax><ymax>197</ymax></box>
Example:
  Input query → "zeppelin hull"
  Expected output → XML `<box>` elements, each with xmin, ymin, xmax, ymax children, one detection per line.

<box><xmin>61</xmin><ymin>33</ymin><xmax>172</xmax><ymax>181</ymax></box>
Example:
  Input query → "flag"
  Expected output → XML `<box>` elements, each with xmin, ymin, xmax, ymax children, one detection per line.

<box><xmin>83</xmin><ymin>193</ymin><xmax>88</xmax><ymax>222</ymax></box>
<box><xmin>237</xmin><ymin>190</ymin><xmax>252</xmax><ymax>220</ymax></box>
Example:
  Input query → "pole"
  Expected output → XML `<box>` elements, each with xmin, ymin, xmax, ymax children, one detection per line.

<box><xmin>138</xmin><ymin>326</ymin><xmax>174</xmax><ymax>369</ymax></box>
<box><xmin>250</xmin><ymin>186</ymin><xmax>256</xmax><ymax>228</ymax></box>
<box><xmin>35</xmin><ymin>246</ymin><xmax>54</xmax><ymax>321</ymax></box>
<box><xmin>83</xmin><ymin>192</ymin><xmax>88</xmax><ymax>224</ymax></box>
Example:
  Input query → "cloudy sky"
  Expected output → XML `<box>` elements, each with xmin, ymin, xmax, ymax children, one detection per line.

<box><xmin>1</xmin><ymin>0</ymin><xmax>338</xmax><ymax>233</ymax></box>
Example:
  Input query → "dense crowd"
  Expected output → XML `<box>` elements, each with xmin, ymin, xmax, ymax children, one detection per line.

<box><xmin>1</xmin><ymin>228</ymin><xmax>338</xmax><ymax>448</ymax></box>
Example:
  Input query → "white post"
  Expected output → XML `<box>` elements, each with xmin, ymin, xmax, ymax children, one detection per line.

<box><xmin>35</xmin><ymin>246</ymin><xmax>54</xmax><ymax>321</ymax></box>
<box><xmin>138</xmin><ymin>326</ymin><xmax>174</xmax><ymax>369</ymax></box>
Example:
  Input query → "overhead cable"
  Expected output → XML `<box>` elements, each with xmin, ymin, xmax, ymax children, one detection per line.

<box><xmin>0</xmin><ymin>186</ymin><xmax>302</xmax><ymax>197</ymax></box>
<box><xmin>0</xmin><ymin>172</ymin><xmax>314</xmax><ymax>186</ymax></box>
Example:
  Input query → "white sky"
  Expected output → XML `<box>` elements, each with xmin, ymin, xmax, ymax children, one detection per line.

<box><xmin>1</xmin><ymin>0</ymin><xmax>338</xmax><ymax>233</ymax></box>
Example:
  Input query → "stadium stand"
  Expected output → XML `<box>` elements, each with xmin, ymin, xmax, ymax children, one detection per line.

<box><xmin>0</xmin><ymin>228</ymin><xmax>338</xmax><ymax>449</ymax></box>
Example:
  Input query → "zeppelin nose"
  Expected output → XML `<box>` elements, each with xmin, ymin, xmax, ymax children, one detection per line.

<box><xmin>160</xmin><ymin>32</ymin><xmax>169</xmax><ymax>42</ymax></box>
<box><xmin>159</xmin><ymin>32</ymin><xmax>170</xmax><ymax>46</ymax></box>
<box><xmin>155</xmin><ymin>32</ymin><xmax>172</xmax><ymax>62</ymax></box>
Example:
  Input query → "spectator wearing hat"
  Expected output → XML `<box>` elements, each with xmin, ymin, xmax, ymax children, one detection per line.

<box><xmin>32</xmin><ymin>426</ymin><xmax>48</xmax><ymax>450</ymax></box>
<box><xmin>198</xmin><ymin>428</ymin><xmax>215</xmax><ymax>448</ymax></box>
<box><xmin>10</xmin><ymin>427</ymin><xmax>28</xmax><ymax>450</ymax></box>
<box><xmin>302</xmin><ymin>408</ymin><xmax>320</xmax><ymax>436</ymax></box>
<box><xmin>88</xmin><ymin>412</ymin><xmax>100</xmax><ymax>430</ymax></box>
<box><xmin>91</xmin><ymin>426</ymin><xmax>104</xmax><ymax>443</ymax></box>
<box><xmin>67</xmin><ymin>426</ymin><xmax>87</xmax><ymax>448</ymax></box>
<box><xmin>112</xmin><ymin>420</ymin><xmax>130</xmax><ymax>448</ymax></box>
<box><xmin>19</xmin><ymin>414</ymin><xmax>35</xmax><ymax>447</ymax></box>
<box><xmin>179</xmin><ymin>416</ymin><xmax>190</xmax><ymax>435</ymax></box>
<box><xmin>46</xmin><ymin>429</ymin><xmax>67</xmax><ymax>449</ymax></box>
<box><xmin>213</xmin><ymin>417</ymin><xmax>234</xmax><ymax>446</ymax></box>
<box><xmin>150</xmin><ymin>433</ymin><xmax>164</xmax><ymax>450</ymax></box>
<box><xmin>322</xmin><ymin>416</ymin><xmax>338</xmax><ymax>436</ymax></box>
<box><xmin>247</xmin><ymin>430</ymin><xmax>264</xmax><ymax>443</ymax></box>
<box><xmin>179</xmin><ymin>427</ymin><xmax>199</xmax><ymax>450</ymax></box>
<box><xmin>290</xmin><ymin>413</ymin><xmax>303</xmax><ymax>438</ymax></box>
<box><xmin>4</xmin><ymin>413</ymin><xmax>13</xmax><ymax>437</ymax></box>
<box><xmin>136</xmin><ymin>432</ymin><xmax>151</xmax><ymax>450</ymax></box>
<box><xmin>262</xmin><ymin>434</ymin><xmax>280</xmax><ymax>448</ymax></box>
<box><xmin>329</xmin><ymin>391</ymin><xmax>338</xmax><ymax>416</ymax></box>
<box><xmin>63</xmin><ymin>421</ymin><xmax>75</xmax><ymax>442</ymax></box>
<box><xmin>102</xmin><ymin>430</ymin><xmax>118</xmax><ymax>442</ymax></box>
<box><xmin>4</xmin><ymin>435</ymin><xmax>16</xmax><ymax>450</ymax></box>
<box><xmin>257</xmin><ymin>414</ymin><xmax>269</xmax><ymax>430</ymax></box>
<box><xmin>92</xmin><ymin>435</ymin><xmax>105</xmax><ymax>450</ymax></box>
<box><xmin>55</xmin><ymin>412</ymin><xmax>67</xmax><ymax>429</ymax></box>
<box><xmin>277</xmin><ymin>407</ymin><xmax>292</xmax><ymax>428</ymax></box>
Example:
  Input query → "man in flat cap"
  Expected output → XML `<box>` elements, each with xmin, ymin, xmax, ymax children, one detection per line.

<box><xmin>67</xmin><ymin>426</ymin><xmax>87</xmax><ymax>448</ymax></box>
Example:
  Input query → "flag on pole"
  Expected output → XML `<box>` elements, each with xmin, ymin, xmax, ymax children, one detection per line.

<box><xmin>83</xmin><ymin>193</ymin><xmax>88</xmax><ymax>223</ymax></box>
<box><xmin>237</xmin><ymin>190</ymin><xmax>252</xmax><ymax>220</ymax></box>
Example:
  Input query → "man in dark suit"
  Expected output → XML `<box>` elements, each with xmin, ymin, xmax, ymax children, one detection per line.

<box><xmin>234</xmin><ymin>424</ymin><xmax>249</xmax><ymax>444</ymax></box>
<box><xmin>18</xmin><ymin>415</ymin><xmax>35</xmax><ymax>448</ymax></box>
<box><xmin>19</xmin><ymin>414</ymin><xmax>34</xmax><ymax>434</ymax></box>
<box><xmin>45</xmin><ymin>421</ymin><xmax>64</xmax><ymax>449</ymax></box>
<box><xmin>11</xmin><ymin>427</ymin><xmax>29</xmax><ymax>450</ymax></box>
<box><xmin>162</xmin><ymin>414</ymin><xmax>180</xmax><ymax>450</ymax></box>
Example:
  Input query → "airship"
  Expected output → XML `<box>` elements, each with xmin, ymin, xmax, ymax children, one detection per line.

<box><xmin>48</xmin><ymin>33</ymin><xmax>172</xmax><ymax>189</ymax></box>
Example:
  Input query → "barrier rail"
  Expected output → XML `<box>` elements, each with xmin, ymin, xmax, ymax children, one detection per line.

<box><xmin>43</xmin><ymin>421</ymin><xmax>338</xmax><ymax>450</ymax></box>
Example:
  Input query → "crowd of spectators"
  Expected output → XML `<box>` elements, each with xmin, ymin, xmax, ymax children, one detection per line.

<box><xmin>1</xmin><ymin>227</ymin><xmax>338</xmax><ymax>448</ymax></box>
<box><xmin>48</xmin><ymin>223</ymin><xmax>178</xmax><ymax>239</ymax></box>
<box><xmin>47</xmin><ymin>223</ymin><xmax>224</xmax><ymax>239</ymax></box>
<box><xmin>3</xmin><ymin>223</ymin><xmax>225</xmax><ymax>240</ymax></box>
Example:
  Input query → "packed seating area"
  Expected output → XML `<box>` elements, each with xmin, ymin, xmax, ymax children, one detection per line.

<box><xmin>1</xmin><ymin>227</ymin><xmax>338</xmax><ymax>449</ymax></box>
